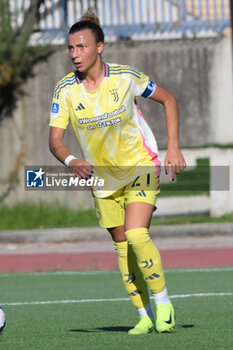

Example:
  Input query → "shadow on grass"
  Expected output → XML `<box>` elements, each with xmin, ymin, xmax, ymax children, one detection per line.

<box><xmin>70</xmin><ymin>324</ymin><xmax>195</xmax><ymax>333</ymax></box>
<box><xmin>70</xmin><ymin>326</ymin><xmax>131</xmax><ymax>333</ymax></box>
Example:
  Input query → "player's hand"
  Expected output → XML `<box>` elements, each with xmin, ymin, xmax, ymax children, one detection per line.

<box><xmin>164</xmin><ymin>148</ymin><xmax>186</xmax><ymax>181</ymax></box>
<box><xmin>68</xmin><ymin>159</ymin><xmax>93</xmax><ymax>179</ymax></box>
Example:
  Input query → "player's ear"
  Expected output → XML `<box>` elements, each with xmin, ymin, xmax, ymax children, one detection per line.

<box><xmin>97</xmin><ymin>42</ymin><xmax>104</xmax><ymax>55</ymax></box>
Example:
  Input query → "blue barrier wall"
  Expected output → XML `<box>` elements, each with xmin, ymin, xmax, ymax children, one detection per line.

<box><xmin>10</xmin><ymin>0</ymin><xmax>231</xmax><ymax>41</ymax></box>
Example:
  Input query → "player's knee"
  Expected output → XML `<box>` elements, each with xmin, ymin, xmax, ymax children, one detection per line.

<box><xmin>107</xmin><ymin>226</ymin><xmax>127</xmax><ymax>242</ymax></box>
<box><xmin>125</xmin><ymin>227</ymin><xmax>150</xmax><ymax>245</ymax></box>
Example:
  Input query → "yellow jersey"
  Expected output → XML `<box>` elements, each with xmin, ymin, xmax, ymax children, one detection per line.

<box><xmin>49</xmin><ymin>63</ymin><xmax>160</xmax><ymax>197</ymax></box>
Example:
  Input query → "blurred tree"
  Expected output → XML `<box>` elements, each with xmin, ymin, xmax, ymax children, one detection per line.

<box><xmin>0</xmin><ymin>0</ymin><xmax>50</xmax><ymax>120</ymax></box>
<box><xmin>0</xmin><ymin>0</ymin><xmax>51</xmax><ymax>202</ymax></box>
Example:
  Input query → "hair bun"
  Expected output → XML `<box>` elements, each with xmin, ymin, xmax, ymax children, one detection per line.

<box><xmin>81</xmin><ymin>9</ymin><xmax>100</xmax><ymax>26</ymax></box>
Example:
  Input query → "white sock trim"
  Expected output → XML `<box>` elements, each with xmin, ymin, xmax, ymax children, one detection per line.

<box><xmin>153</xmin><ymin>287</ymin><xmax>171</xmax><ymax>306</ymax></box>
<box><xmin>137</xmin><ymin>303</ymin><xmax>154</xmax><ymax>319</ymax></box>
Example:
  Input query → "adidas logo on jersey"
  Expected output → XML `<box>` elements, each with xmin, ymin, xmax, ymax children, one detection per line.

<box><xmin>75</xmin><ymin>103</ymin><xmax>85</xmax><ymax>111</ymax></box>
<box><xmin>135</xmin><ymin>190</ymin><xmax>146</xmax><ymax>197</ymax></box>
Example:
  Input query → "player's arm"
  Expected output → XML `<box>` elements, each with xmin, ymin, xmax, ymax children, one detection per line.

<box><xmin>49</xmin><ymin>126</ymin><xmax>92</xmax><ymax>178</ymax></box>
<box><xmin>149</xmin><ymin>84</ymin><xmax>186</xmax><ymax>180</ymax></box>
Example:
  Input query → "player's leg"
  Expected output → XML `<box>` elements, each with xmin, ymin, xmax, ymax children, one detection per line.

<box><xmin>109</xmin><ymin>226</ymin><xmax>154</xmax><ymax>335</ymax></box>
<box><xmin>94</xmin><ymin>193</ymin><xmax>153</xmax><ymax>334</ymax></box>
<box><xmin>124</xmin><ymin>173</ymin><xmax>175</xmax><ymax>333</ymax></box>
<box><xmin>125</xmin><ymin>202</ymin><xmax>166</xmax><ymax>294</ymax></box>
<box><xmin>108</xmin><ymin>227</ymin><xmax>153</xmax><ymax>309</ymax></box>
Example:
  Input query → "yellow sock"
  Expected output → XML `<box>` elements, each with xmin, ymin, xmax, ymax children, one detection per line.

<box><xmin>125</xmin><ymin>228</ymin><xmax>166</xmax><ymax>294</ymax></box>
<box><xmin>113</xmin><ymin>240</ymin><xmax>149</xmax><ymax>309</ymax></box>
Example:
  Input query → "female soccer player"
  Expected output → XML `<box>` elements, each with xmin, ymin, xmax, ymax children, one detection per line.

<box><xmin>49</xmin><ymin>10</ymin><xmax>186</xmax><ymax>335</ymax></box>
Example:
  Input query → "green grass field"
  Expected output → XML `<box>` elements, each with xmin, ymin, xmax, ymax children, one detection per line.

<box><xmin>1</xmin><ymin>267</ymin><xmax>233</xmax><ymax>349</ymax></box>
<box><xmin>0</xmin><ymin>202</ymin><xmax>233</xmax><ymax>231</ymax></box>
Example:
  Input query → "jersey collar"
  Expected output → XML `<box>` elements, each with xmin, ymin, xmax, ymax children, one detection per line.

<box><xmin>75</xmin><ymin>62</ymin><xmax>109</xmax><ymax>84</ymax></box>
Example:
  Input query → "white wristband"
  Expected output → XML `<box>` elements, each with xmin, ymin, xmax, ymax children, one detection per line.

<box><xmin>64</xmin><ymin>155</ymin><xmax>77</xmax><ymax>166</ymax></box>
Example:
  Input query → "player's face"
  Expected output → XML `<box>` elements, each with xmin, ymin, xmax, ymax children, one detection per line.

<box><xmin>68</xmin><ymin>29</ymin><xmax>103</xmax><ymax>73</ymax></box>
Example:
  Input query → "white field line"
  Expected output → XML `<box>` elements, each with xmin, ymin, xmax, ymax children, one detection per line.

<box><xmin>1</xmin><ymin>266</ymin><xmax>233</xmax><ymax>277</ymax></box>
<box><xmin>1</xmin><ymin>292</ymin><xmax>233</xmax><ymax>307</ymax></box>
<box><xmin>165</xmin><ymin>267</ymin><xmax>233</xmax><ymax>273</ymax></box>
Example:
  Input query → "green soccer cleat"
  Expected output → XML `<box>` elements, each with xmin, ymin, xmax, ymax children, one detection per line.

<box><xmin>156</xmin><ymin>304</ymin><xmax>175</xmax><ymax>333</ymax></box>
<box><xmin>128</xmin><ymin>316</ymin><xmax>155</xmax><ymax>335</ymax></box>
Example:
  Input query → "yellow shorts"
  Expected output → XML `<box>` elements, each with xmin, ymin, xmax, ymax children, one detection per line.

<box><xmin>94</xmin><ymin>171</ymin><xmax>160</xmax><ymax>228</ymax></box>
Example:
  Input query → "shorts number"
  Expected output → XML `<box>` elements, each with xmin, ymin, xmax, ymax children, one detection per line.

<box><xmin>131</xmin><ymin>176</ymin><xmax>140</xmax><ymax>187</ymax></box>
<box><xmin>131</xmin><ymin>174</ymin><xmax>151</xmax><ymax>188</ymax></box>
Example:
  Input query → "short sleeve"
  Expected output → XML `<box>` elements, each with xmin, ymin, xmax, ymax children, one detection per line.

<box><xmin>123</xmin><ymin>65</ymin><xmax>150</xmax><ymax>97</ymax></box>
<box><xmin>49</xmin><ymin>85</ymin><xmax>69</xmax><ymax>129</ymax></box>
